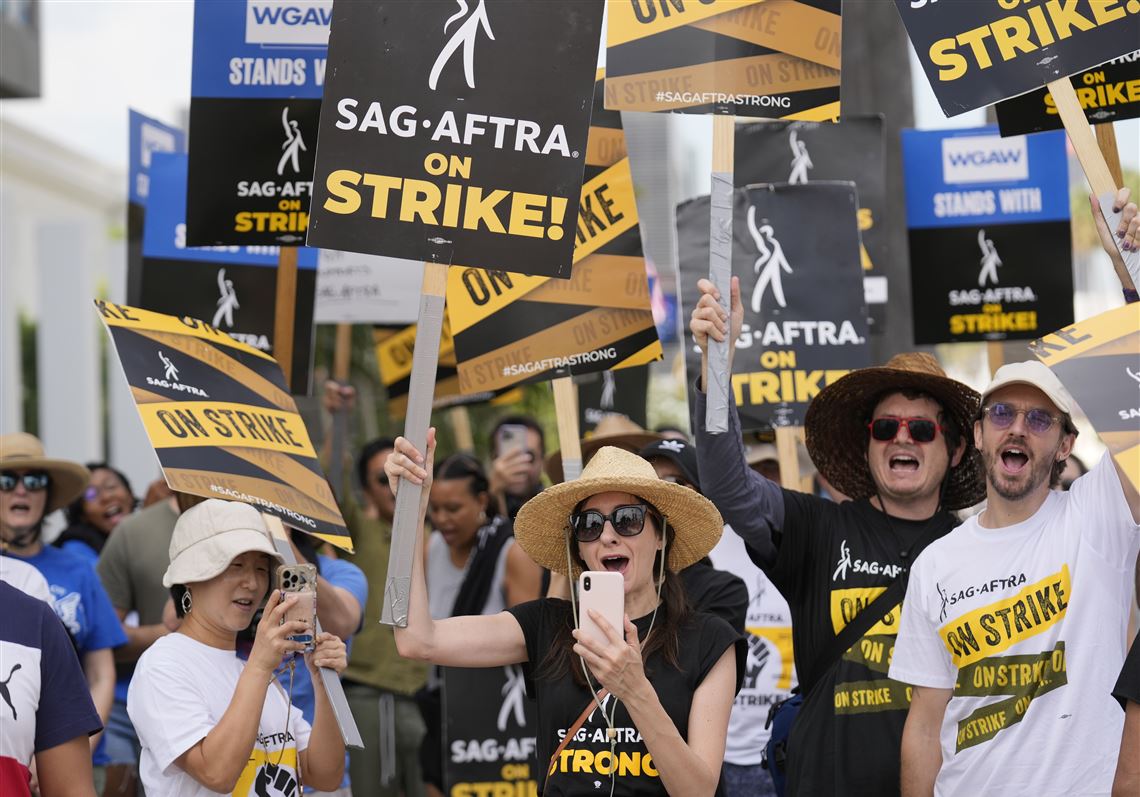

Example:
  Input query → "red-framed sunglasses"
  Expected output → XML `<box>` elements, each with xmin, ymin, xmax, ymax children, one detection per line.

<box><xmin>867</xmin><ymin>417</ymin><xmax>946</xmax><ymax>444</ymax></box>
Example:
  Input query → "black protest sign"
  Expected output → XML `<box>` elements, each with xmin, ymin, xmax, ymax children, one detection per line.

<box><xmin>896</xmin><ymin>0</ymin><xmax>1140</xmax><ymax>116</ymax></box>
<box><xmin>735</xmin><ymin>117</ymin><xmax>888</xmax><ymax>332</ymax></box>
<box><xmin>1030</xmin><ymin>304</ymin><xmax>1140</xmax><ymax>493</ymax></box>
<box><xmin>678</xmin><ymin>183</ymin><xmax>871</xmax><ymax>431</ymax></box>
<box><xmin>902</xmin><ymin>126</ymin><xmax>1073</xmax><ymax>344</ymax></box>
<box><xmin>578</xmin><ymin>365</ymin><xmax>651</xmax><ymax>433</ymax></box>
<box><xmin>186</xmin><ymin>1</ymin><xmax>329</xmax><ymax>246</ymax></box>
<box><xmin>141</xmin><ymin>153</ymin><xmax>317</xmax><ymax>395</ymax></box>
<box><xmin>442</xmin><ymin>666</ymin><xmax>537</xmax><ymax>797</ymax></box>
<box><xmin>997</xmin><ymin>50</ymin><xmax>1140</xmax><ymax>134</ymax></box>
<box><xmin>96</xmin><ymin>302</ymin><xmax>352</xmax><ymax>550</ymax></box>
<box><xmin>605</xmin><ymin>0</ymin><xmax>842</xmax><ymax>117</ymax></box>
<box><xmin>307</xmin><ymin>1</ymin><xmax>604</xmax><ymax>279</ymax></box>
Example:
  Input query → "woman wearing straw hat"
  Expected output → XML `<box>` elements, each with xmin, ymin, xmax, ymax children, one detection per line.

<box><xmin>127</xmin><ymin>499</ymin><xmax>348</xmax><ymax>796</ymax></box>
<box><xmin>387</xmin><ymin>431</ymin><xmax>744</xmax><ymax>797</ymax></box>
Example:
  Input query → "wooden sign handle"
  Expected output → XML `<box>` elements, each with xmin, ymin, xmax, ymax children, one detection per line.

<box><xmin>1095</xmin><ymin>123</ymin><xmax>1124</xmax><ymax>190</ymax></box>
<box><xmin>775</xmin><ymin>426</ymin><xmax>802</xmax><ymax>490</ymax></box>
<box><xmin>987</xmin><ymin>341</ymin><xmax>1005</xmax><ymax>378</ymax></box>
<box><xmin>262</xmin><ymin>512</ymin><xmax>363</xmax><ymax>748</ymax></box>
<box><xmin>328</xmin><ymin>324</ymin><xmax>353</xmax><ymax>500</ymax></box>
<box><xmin>705</xmin><ymin>113</ymin><xmax>736</xmax><ymax>435</ymax></box>
<box><xmin>274</xmin><ymin>247</ymin><xmax>299</xmax><ymax>387</ymax></box>
<box><xmin>552</xmin><ymin>377</ymin><xmax>583</xmax><ymax>482</ymax></box>
<box><xmin>448</xmin><ymin>406</ymin><xmax>475</xmax><ymax>452</ymax></box>
<box><xmin>381</xmin><ymin>259</ymin><xmax>449</xmax><ymax>627</ymax></box>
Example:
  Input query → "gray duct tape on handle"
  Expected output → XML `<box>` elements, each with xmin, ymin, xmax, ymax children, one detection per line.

<box><xmin>705</xmin><ymin>171</ymin><xmax>735</xmax><ymax>434</ymax></box>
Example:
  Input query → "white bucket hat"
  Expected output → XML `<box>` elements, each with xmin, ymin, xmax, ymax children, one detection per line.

<box><xmin>163</xmin><ymin>499</ymin><xmax>283</xmax><ymax>588</ymax></box>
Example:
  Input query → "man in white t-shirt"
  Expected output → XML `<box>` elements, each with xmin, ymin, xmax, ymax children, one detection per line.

<box><xmin>890</xmin><ymin>361</ymin><xmax>1140</xmax><ymax>796</ymax></box>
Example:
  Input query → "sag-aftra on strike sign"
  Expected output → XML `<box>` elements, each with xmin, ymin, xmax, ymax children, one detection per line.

<box><xmin>897</xmin><ymin>0</ymin><xmax>1140</xmax><ymax>116</ymax></box>
<box><xmin>307</xmin><ymin>1</ymin><xmax>603</xmax><ymax>279</ymax></box>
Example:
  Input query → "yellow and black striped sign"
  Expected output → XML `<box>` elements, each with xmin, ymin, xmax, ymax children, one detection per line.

<box><xmin>604</xmin><ymin>0</ymin><xmax>841</xmax><ymax>117</ymax></box>
<box><xmin>1030</xmin><ymin>303</ymin><xmax>1140</xmax><ymax>492</ymax></box>
<box><xmin>96</xmin><ymin>300</ymin><xmax>352</xmax><ymax>550</ymax></box>
<box><xmin>446</xmin><ymin>71</ymin><xmax>663</xmax><ymax>395</ymax></box>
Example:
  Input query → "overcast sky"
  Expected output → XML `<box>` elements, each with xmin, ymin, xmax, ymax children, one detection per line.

<box><xmin>1</xmin><ymin>1</ymin><xmax>1135</xmax><ymax>176</ymax></box>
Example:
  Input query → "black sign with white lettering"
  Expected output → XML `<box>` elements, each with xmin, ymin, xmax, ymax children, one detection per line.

<box><xmin>996</xmin><ymin>50</ymin><xmax>1140</xmax><ymax>135</ymax></box>
<box><xmin>677</xmin><ymin>182</ymin><xmax>870</xmax><ymax>431</ymax></box>
<box><xmin>443</xmin><ymin>666</ymin><xmax>538</xmax><ymax>797</ymax></box>
<box><xmin>307</xmin><ymin>0</ymin><xmax>604</xmax><ymax>279</ymax></box>
<box><xmin>895</xmin><ymin>0</ymin><xmax>1139</xmax><ymax>117</ymax></box>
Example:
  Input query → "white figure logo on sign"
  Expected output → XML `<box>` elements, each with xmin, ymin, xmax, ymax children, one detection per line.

<box><xmin>159</xmin><ymin>351</ymin><xmax>179</xmax><ymax>382</ymax></box>
<box><xmin>788</xmin><ymin>129</ymin><xmax>813</xmax><ymax>185</ymax></box>
<box><xmin>977</xmin><ymin>229</ymin><xmax>1003</xmax><ymax>288</ymax></box>
<box><xmin>496</xmin><ymin>665</ymin><xmax>527</xmax><ymax>732</ymax></box>
<box><xmin>428</xmin><ymin>0</ymin><xmax>495</xmax><ymax>91</ymax></box>
<box><xmin>278</xmin><ymin>106</ymin><xmax>307</xmax><ymax>176</ymax></box>
<box><xmin>748</xmin><ymin>207</ymin><xmax>793</xmax><ymax>313</ymax></box>
<box><xmin>213</xmin><ymin>268</ymin><xmax>241</xmax><ymax>329</ymax></box>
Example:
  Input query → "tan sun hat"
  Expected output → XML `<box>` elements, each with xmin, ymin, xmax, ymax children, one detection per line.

<box><xmin>803</xmin><ymin>352</ymin><xmax>985</xmax><ymax>510</ymax></box>
<box><xmin>163</xmin><ymin>499</ymin><xmax>283</xmax><ymax>588</ymax></box>
<box><xmin>545</xmin><ymin>414</ymin><xmax>663</xmax><ymax>484</ymax></box>
<box><xmin>517</xmin><ymin>446</ymin><xmax>723</xmax><ymax>578</ymax></box>
<box><xmin>0</xmin><ymin>433</ymin><xmax>91</xmax><ymax>514</ymax></box>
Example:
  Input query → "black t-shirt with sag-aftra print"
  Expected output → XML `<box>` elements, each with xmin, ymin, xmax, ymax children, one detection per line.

<box><xmin>507</xmin><ymin>598</ymin><xmax>743</xmax><ymax>796</ymax></box>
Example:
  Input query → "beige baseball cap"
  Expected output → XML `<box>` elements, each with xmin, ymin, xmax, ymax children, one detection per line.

<box><xmin>981</xmin><ymin>361</ymin><xmax>1075</xmax><ymax>415</ymax></box>
<box><xmin>163</xmin><ymin>499</ymin><xmax>283</xmax><ymax>588</ymax></box>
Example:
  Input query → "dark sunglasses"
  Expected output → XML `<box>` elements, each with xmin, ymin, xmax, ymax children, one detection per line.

<box><xmin>982</xmin><ymin>403</ymin><xmax>1061</xmax><ymax>435</ymax></box>
<box><xmin>570</xmin><ymin>504</ymin><xmax>650</xmax><ymax>543</ymax></box>
<box><xmin>868</xmin><ymin>417</ymin><xmax>945</xmax><ymax>444</ymax></box>
<box><xmin>0</xmin><ymin>471</ymin><xmax>50</xmax><ymax>492</ymax></box>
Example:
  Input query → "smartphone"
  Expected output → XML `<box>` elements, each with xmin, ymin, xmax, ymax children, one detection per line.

<box><xmin>577</xmin><ymin>571</ymin><xmax>624</xmax><ymax>648</ymax></box>
<box><xmin>277</xmin><ymin>564</ymin><xmax>317</xmax><ymax>652</ymax></box>
<box><xmin>497</xmin><ymin>423</ymin><xmax>530</xmax><ymax>459</ymax></box>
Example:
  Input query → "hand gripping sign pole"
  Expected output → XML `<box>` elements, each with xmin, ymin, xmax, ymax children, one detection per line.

<box><xmin>552</xmin><ymin>377</ymin><xmax>583</xmax><ymax>483</ymax></box>
<box><xmin>262</xmin><ymin>513</ymin><xmax>364</xmax><ymax>748</ymax></box>
<box><xmin>705</xmin><ymin>114</ymin><xmax>736</xmax><ymax>435</ymax></box>
<box><xmin>381</xmin><ymin>251</ymin><xmax>452</xmax><ymax>627</ymax></box>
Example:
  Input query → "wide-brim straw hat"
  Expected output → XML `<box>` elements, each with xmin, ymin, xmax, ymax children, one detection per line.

<box><xmin>803</xmin><ymin>352</ymin><xmax>985</xmax><ymax>510</ymax></box>
<box><xmin>517</xmin><ymin>446</ymin><xmax>723</xmax><ymax>578</ymax></box>
<box><xmin>545</xmin><ymin>414</ymin><xmax>663</xmax><ymax>484</ymax></box>
<box><xmin>0</xmin><ymin>433</ymin><xmax>91</xmax><ymax>514</ymax></box>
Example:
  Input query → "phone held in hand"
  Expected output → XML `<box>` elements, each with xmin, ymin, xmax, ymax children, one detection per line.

<box><xmin>577</xmin><ymin>570</ymin><xmax>624</xmax><ymax>647</ymax></box>
<box><xmin>496</xmin><ymin>423</ymin><xmax>530</xmax><ymax>460</ymax></box>
<box><xmin>277</xmin><ymin>564</ymin><xmax>318</xmax><ymax>652</ymax></box>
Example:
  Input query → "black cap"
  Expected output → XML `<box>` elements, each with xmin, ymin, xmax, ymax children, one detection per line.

<box><xmin>638</xmin><ymin>439</ymin><xmax>701</xmax><ymax>493</ymax></box>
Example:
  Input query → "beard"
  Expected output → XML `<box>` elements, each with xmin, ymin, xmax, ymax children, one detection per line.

<box><xmin>983</xmin><ymin>438</ymin><xmax>1056</xmax><ymax>501</ymax></box>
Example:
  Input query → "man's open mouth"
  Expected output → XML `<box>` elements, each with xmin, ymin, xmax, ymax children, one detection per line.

<box><xmin>889</xmin><ymin>454</ymin><xmax>920</xmax><ymax>473</ymax></box>
<box><xmin>1000</xmin><ymin>446</ymin><xmax>1029</xmax><ymax>474</ymax></box>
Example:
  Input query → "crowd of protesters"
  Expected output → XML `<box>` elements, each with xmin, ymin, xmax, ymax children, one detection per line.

<box><xmin>1</xmin><ymin>191</ymin><xmax>1138</xmax><ymax>797</ymax></box>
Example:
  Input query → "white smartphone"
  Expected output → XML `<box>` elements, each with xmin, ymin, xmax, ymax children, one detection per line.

<box><xmin>496</xmin><ymin>423</ymin><xmax>530</xmax><ymax>458</ymax></box>
<box><xmin>577</xmin><ymin>571</ymin><xmax>625</xmax><ymax>647</ymax></box>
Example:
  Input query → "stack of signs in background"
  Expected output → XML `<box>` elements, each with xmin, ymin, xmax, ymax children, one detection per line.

<box><xmin>1030</xmin><ymin>304</ymin><xmax>1140</xmax><ymax>493</ymax></box>
<box><xmin>443</xmin><ymin>666</ymin><xmax>537</xmax><ymax>797</ymax></box>
<box><xmin>307</xmin><ymin>0</ymin><xmax>604</xmax><ymax>279</ymax></box>
<box><xmin>677</xmin><ymin>183</ymin><xmax>870</xmax><ymax>431</ymax></box>
<box><xmin>446</xmin><ymin>71</ymin><xmax>662</xmax><ymax>398</ymax></box>
<box><xmin>604</xmin><ymin>0</ymin><xmax>841</xmax><ymax>116</ymax></box>
<box><xmin>734</xmin><ymin>118</ymin><xmax>888</xmax><ymax>332</ymax></box>
<box><xmin>901</xmin><ymin>126</ymin><xmax>1071</xmax><ymax>344</ymax></box>
<box><xmin>186</xmin><ymin>0</ymin><xmax>328</xmax><ymax>246</ymax></box>
<box><xmin>997</xmin><ymin>50</ymin><xmax>1140</xmax><ymax>135</ymax></box>
<box><xmin>127</xmin><ymin>110</ymin><xmax>184</xmax><ymax>306</ymax></box>
<box><xmin>314</xmin><ymin>250</ymin><xmax>423</xmax><ymax>325</ymax></box>
<box><xmin>141</xmin><ymin>152</ymin><xmax>317</xmax><ymax>394</ymax></box>
<box><xmin>895</xmin><ymin>0</ymin><xmax>1139</xmax><ymax>117</ymax></box>
<box><xmin>95</xmin><ymin>301</ymin><xmax>351</xmax><ymax>549</ymax></box>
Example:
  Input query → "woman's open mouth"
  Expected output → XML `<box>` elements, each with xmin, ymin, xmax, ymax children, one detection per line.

<box><xmin>600</xmin><ymin>555</ymin><xmax>629</xmax><ymax>575</ymax></box>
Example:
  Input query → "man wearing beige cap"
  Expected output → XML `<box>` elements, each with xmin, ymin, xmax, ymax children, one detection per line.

<box><xmin>891</xmin><ymin>361</ymin><xmax>1140</xmax><ymax>796</ymax></box>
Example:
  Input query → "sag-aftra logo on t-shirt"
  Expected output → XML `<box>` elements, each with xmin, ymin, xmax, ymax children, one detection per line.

<box><xmin>549</xmin><ymin>696</ymin><xmax>658</xmax><ymax>784</ymax></box>
<box><xmin>234</xmin><ymin>731</ymin><xmax>300</xmax><ymax>797</ymax></box>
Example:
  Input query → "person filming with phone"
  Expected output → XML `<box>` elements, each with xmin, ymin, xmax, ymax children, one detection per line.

<box><xmin>387</xmin><ymin>431</ymin><xmax>744</xmax><ymax>797</ymax></box>
<box><xmin>127</xmin><ymin>499</ymin><xmax>348</xmax><ymax>796</ymax></box>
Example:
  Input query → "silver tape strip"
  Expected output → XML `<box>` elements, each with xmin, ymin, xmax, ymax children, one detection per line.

<box><xmin>705</xmin><ymin>170</ymin><xmax>735</xmax><ymax>435</ymax></box>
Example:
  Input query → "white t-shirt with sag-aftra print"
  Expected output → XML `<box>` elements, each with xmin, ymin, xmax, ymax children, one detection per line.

<box><xmin>891</xmin><ymin>453</ymin><xmax>1139</xmax><ymax>796</ymax></box>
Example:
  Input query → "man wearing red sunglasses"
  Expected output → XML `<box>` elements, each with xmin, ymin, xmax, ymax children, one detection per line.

<box><xmin>690</xmin><ymin>277</ymin><xmax>985</xmax><ymax>797</ymax></box>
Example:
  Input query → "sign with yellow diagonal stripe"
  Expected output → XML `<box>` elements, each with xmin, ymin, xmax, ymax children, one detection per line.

<box><xmin>96</xmin><ymin>300</ymin><xmax>352</xmax><ymax>550</ymax></box>
<box><xmin>604</xmin><ymin>0</ymin><xmax>841</xmax><ymax>117</ymax></box>
<box><xmin>1029</xmin><ymin>303</ymin><xmax>1140</xmax><ymax>493</ymax></box>
<box><xmin>447</xmin><ymin>72</ymin><xmax>663</xmax><ymax>394</ymax></box>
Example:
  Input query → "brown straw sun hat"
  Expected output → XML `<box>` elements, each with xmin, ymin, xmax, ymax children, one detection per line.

<box><xmin>544</xmin><ymin>414</ymin><xmax>663</xmax><ymax>484</ymax></box>
<box><xmin>0</xmin><ymin>433</ymin><xmax>91</xmax><ymax>514</ymax></box>
<box><xmin>517</xmin><ymin>446</ymin><xmax>724</xmax><ymax>579</ymax></box>
<box><xmin>803</xmin><ymin>352</ymin><xmax>985</xmax><ymax>510</ymax></box>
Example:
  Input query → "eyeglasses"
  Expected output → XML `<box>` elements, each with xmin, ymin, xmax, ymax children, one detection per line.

<box><xmin>868</xmin><ymin>417</ymin><xmax>945</xmax><ymax>444</ymax></box>
<box><xmin>0</xmin><ymin>471</ymin><xmax>50</xmax><ymax>493</ymax></box>
<box><xmin>569</xmin><ymin>504</ymin><xmax>650</xmax><ymax>542</ymax></box>
<box><xmin>981</xmin><ymin>403</ymin><xmax>1061</xmax><ymax>435</ymax></box>
<box><xmin>84</xmin><ymin>481</ymin><xmax>125</xmax><ymax>501</ymax></box>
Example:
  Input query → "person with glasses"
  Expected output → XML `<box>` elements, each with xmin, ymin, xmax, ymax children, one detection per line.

<box><xmin>890</xmin><ymin>361</ymin><xmax>1140</xmax><ymax>796</ymax></box>
<box><xmin>54</xmin><ymin>463</ymin><xmax>137</xmax><ymax>566</ymax></box>
<box><xmin>690</xmin><ymin>278</ymin><xmax>985</xmax><ymax>797</ymax></box>
<box><xmin>386</xmin><ymin>437</ymin><xmax>744</xmax><ymax>797</ymax></box>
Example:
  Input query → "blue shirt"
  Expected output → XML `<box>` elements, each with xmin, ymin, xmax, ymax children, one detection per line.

<box><xmin>58</xmin><ymin>539</ymin><xmax>100</xmax><ymax>569</ymax></box>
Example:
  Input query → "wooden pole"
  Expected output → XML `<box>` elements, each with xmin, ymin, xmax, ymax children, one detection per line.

<box><xmin>775</xmin><ymin>426</ymin><xmax>801</xmax><ymax>490</ymax></box>
<box><xmin>448</xmin><ymin>406</ymin><xmax>475</xmax><ymax>452</ymax></box>
<box><xmin>552</xmin><ymin>377</ymin><xmax>583</xmax><ymax>483</ymax></box>
<box><xmin>705</xmin><ymin>113</ymin><xmax>736</xmax><ymax>434</ymax></box>
<box><xmin>987</xmin><ymin>341</ymin><xmax>1005</xmax><ymax>378</ymax></box>
<box><xmin>381</xmin><ymin>259</ymin><xmax>449</xmax><ymax>627</ymax></box>
<box><xmin>328</xmin><ymin>324</ymin><xmax>353</xmax><ymax>500</ymax></box>
<box><xmin>274</xmin><ymin>247</ymin><xmax>299</xmax><ymax>388</ymax></box>
<box><xmin>262</xmin><ymin>513</ymin><xmax>363</xmax><ymax>747</ymax></box>
<box><xmin>1095</xmin><ymin>123</ymin><xmax>1124</xmax><ymax>190</ymax></box>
